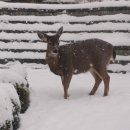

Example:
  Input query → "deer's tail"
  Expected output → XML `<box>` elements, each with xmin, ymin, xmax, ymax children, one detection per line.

<box><xmin>113</xmin><ymin>48</ymin><xmax>116</xmax><ymax>61</ymax></box>
<box><xmin>110</xmin><ymin>48</ymin><xmax>116</xmax><ymax>63</ymax></box>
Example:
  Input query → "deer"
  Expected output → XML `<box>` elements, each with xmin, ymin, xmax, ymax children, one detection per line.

<box><xmin>37</xmin><ymin>26</ymin><xmax>116</xmax><ymax>99</ymax></box>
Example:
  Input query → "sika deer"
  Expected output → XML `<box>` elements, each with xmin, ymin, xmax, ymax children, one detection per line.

<box><xmin>37</xmin><ymin>27</ymin><xmax>116</xmax><ymax>99</ymax></box>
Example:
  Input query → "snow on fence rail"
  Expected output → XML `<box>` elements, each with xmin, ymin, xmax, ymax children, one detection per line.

<box><xmin>0</xmin><ymin>1</ymin><xmax>130</xmax><ymax>72</ymax></box>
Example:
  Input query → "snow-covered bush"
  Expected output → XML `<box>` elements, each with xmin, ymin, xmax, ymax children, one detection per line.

<box><xmin>0</xmin><ymin>83</ymin><xmax>21</xmax><ymax>130</ymax></box>
<box><xmin>0</xmin><ymin>62</ymin><xmax>30</xmax><ymax>113</ymax></box>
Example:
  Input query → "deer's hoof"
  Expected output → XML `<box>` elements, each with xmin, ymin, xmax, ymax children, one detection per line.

<box><xmin>103</xmin><ymin>93</ymin><xmax>108</xmax><ymax>96</ymax></box>
<box><xmin>64</xmin><ymin>94</ymin><xmax>69</xmax><ymax>99</ymax></box>
<box><xmin>64</xmin><ymin>97</ymin><xmax>68</xmax><ymax>99</ymax></box>
<box><xmin>64</xmin><ymin>95</ymin><xmax>68</xmax><ymax>99</ymax></box>
<box><xmin>89</xmin><ymin>92</ymin><xmax>95</xmax><ymax>95</ymax></box>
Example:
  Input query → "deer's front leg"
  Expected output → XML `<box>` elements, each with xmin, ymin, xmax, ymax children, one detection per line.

<box><xmin>61</xmin><ymin>74</ymin><xmax>72</xmax><ymax>99</ymax></box>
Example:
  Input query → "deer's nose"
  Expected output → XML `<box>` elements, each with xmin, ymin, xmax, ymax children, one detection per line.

<box><xmin>53</xmin><ymin>49</ymin><xmax>58</xmax><ymax>53</ymax></box>
<box><xmin>53</xmin><ymin>46</ymin><xmax>59</xmax><ymax>53</ymax></box>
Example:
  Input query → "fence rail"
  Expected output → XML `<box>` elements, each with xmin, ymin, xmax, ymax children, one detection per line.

<box><xmin>0</xmin><ymin>6</ymin><xmax>130</xmax><ymax>16</ymax></box>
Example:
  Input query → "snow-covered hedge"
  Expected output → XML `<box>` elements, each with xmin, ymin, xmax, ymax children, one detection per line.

<box><xmin>0</xmin><ymin>62</ymin><xmax>30</xmax><ymax>113</ymax></box>
<box><xmin>9</xmin><ymin>62</ymin><xmax>30</xmax><ymax>113</ymax></box>
<box><xmin>0</xmin><ymin>83</ymin><xmax>21</xmax><ymax>130</ymax></box>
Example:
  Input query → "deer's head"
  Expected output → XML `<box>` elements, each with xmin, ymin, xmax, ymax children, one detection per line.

<box><xmin>37</xmin><ymin>27</ymin><xmax>63</xmax><ymax>57</ymax></box>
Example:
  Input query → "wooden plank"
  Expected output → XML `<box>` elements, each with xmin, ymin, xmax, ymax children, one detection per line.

<box><xmin>0</xmin><ymin>58</ymin><xmax>47</xmax><ymax>64</ymax></box>
<box><xmin>1</xmin><ymin>20</ymin><xmax>130</xmax><ymax>25</ymax></box>
<box><xmin>0</xmin><ymin>49</ymin><xmax>46</xmax><ymax>53</ymax></box>
<box><xmin>0</xmin><ymin>6</ymin><xmax>130</xmax><ymax>16</ymax></box>
<box><xmin>0</xmin><ymin>39</ymin><xmax>40</xmax><ymax>43</ymax></box>
<box><xmin>1</xmin><ymin>30</ymin><xmax>130</xmax><ymax>34</ymax></box>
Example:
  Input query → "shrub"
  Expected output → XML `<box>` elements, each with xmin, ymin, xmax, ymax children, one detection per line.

<box><xmin>0</xmin><ymin>83</ymin><xmax>21</xmax><ymax>130</ymax></box>
<box><xmin>0</xmin><ymin>62</ymin><xmax>30</xmax><ymax>113</ymax></box>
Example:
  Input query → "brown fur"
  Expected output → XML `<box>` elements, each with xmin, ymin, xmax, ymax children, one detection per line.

<box><xmin>37</xmin><ymin>27</ymin><xmax>116</xmax><ymax>99</ymax></box>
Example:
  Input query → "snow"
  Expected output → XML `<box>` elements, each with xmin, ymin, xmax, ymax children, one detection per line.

<box><xmin>0</xmin><ymin>32</ymin><xmax>130</xmax><ymax>46</ymax></box>
<box><xmin>0</xmin><ymin>42</ymin><xmax>46</xmax><ymax>50</ymax></box>
<box><xmin>8</xmin><ymin>61</ymin><xmax>27</xmax><ymax>79</ymax></box>
<box><xmin>0</xmin><ymin>62</ymin><xmax>47</xmax><ymax>69</ymax></box>
<box><xmin>0</xmin><ymin>84</ymin><xmax>13</xmax><ymax>126</ymax></box>
<box><xmin>0</xmin><ymin>83</ymin><xmax>20</xmax><ymax>126</ymax></box>
<box><xmin>0</xmin><ymin>62</ymin><xmax>27</xmax><ymax>127</ymax></box>
<box><xmin>61</xmin><ymin>32</ymin><xmax>130</xmax><ymax>46</ymax></box>
<box><xmin>0</xmin><ymin>70</ymin><xmax>26</xmax><ymax>85</ymax></box>
<box><xmin>0</xmin><ymin>51</ymin><xmax>45</xmax><ymax>59</ymax></box>
<box><xmin>0</xmin><ymin>1</ymin><xmax>130</xmax><ymax>9</ymax></box>
<box><xmin>116</xmin><ymin>55</ymin><xmax>130</xmax><ymax>61</ymax></box>
<box><xmin>1</xmin><ymin>22</ymin><xmax>130</xmax><ymax>32</ymax></box>
<box><xmin>0</xmin><ymin>1</ymin><xmax>129</xmax><ymax>129</ymax></box>
<box><xmin>1</xmin><ymin>14</ymin><xmax>130</xmax><ymax>23</ymax></box>
<box><xmin>108</xmin><ymin>63</ymin><xmax>130</xmax><ymax>72</ymax></box>
<box><xmin>0</xmin><ymin>62</ymin><xmax>27</xmax><ymax>86</ymax></box>
<box><xmin>18</xmin><ymin>68</ymin><xmax>130</xmax><ymax>130</ymax></box>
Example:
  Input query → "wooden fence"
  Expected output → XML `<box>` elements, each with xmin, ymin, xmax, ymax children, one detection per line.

<box><xmin>0</xmin><ymin>1</ymin><xmax>130</xmax><ymax>72</ymax></box>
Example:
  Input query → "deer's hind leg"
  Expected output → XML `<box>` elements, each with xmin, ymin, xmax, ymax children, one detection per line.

<box><xmin>92</xmin><ymin>66</ymin><xmax>110</xmax><ymax>96</ymax></box>
<box><xmin>89</xmin><ymin>70</ymin><xmax>102</xmax><ymax>95</ymax></box>
<box><xmin>101</xmin><ymin>69</ymin><xmax>110</xmax><ymax>96</ymax></box>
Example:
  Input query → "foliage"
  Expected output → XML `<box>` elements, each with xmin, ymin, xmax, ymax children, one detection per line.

<box><xmin>15</xmin><ymin>83</ymin><xmax>30</xmax><ymax>113</ymax></box>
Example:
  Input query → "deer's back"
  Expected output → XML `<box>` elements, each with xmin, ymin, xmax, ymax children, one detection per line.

<box><xmin>59</xmin><ymin>39</ymin><xmax>113</xmax><ymax>74</ymax></box>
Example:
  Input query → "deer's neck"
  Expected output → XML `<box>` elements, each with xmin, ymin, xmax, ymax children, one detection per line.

<box><xmin>46</xmin><ymin>49</ymin><xmax>62</xmax><ymax>75</ymax></box>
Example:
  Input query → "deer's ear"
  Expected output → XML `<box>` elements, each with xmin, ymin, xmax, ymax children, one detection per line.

<box><xmin>37</xmin><ymin>32</ymin><xmax>48</xmax><ymax>43</ymax></box>
<box><xmin>56</xmin><ymin>26</ymin><xmax>63</xmax><ymax>38</ymax></box>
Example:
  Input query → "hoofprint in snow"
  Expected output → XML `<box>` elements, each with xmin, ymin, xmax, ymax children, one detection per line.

<box><xmin>17</xmin><ymin>68</ymin><xmax>130</xmax><ymax>130</ymax></box>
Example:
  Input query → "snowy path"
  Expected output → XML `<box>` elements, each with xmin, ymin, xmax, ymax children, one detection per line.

<box><xmin>19</xmin><ymin>68</ymin><xmax>130</xmax><ymax>130</ymax></box>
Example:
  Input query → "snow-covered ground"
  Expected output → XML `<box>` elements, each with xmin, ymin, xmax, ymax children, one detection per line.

<box><xmin>17</xmin><ymin>68</ymin><xmax>130</xmax><ymax>130</ymax></box>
